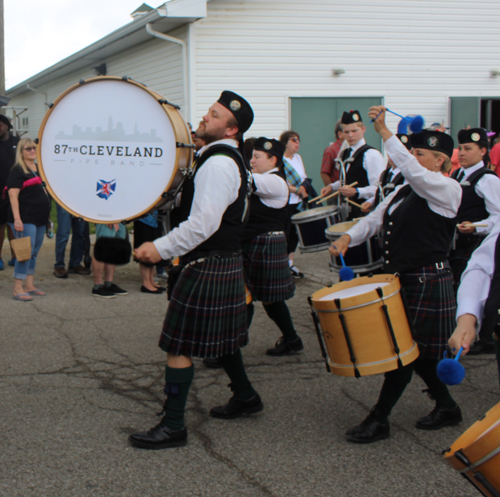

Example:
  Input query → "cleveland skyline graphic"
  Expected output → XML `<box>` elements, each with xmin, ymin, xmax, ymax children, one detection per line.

<box><xmin>55</xmin><ymin>116</ymin><xmax>164</xmax><ymax>143</ymax></box>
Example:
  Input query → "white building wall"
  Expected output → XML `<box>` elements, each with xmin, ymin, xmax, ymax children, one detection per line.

<box><xmin>8</xmin><ymin>29</ymin><xmax>186</xmax><ymax>139</ymax></box>
<box><xmin>194</xmin><ymin>0</ymin><xmax>500</xmax><ymax>137</ymax></box>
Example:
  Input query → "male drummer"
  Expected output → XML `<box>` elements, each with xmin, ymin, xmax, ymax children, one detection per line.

<box><xmin>320</xmin><ymin>110</ymin><xmax>384</xmax><ymax>219</ymax></box>
<box><xmin>129</xmin><ymin>91</ymin><xmax>262</xmax><ymax>450</ymax></box>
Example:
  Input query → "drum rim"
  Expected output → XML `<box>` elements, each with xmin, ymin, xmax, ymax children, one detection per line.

<box><xmin>325</xmin><ymin>220</ymin><xmax>358</xmax><ymax>234</ymax></box>
<box><xmin>291</xmin><ymin>205</ymin><xmax>339</xmax><ymax>222</ymax></box>
<box><xmin>36</xmin><ymin>75</ymin><xmax>192</xmax><ymax>223</ymax></box>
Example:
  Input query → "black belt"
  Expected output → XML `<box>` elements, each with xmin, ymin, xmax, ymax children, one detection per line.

<box><xmin>181</xmin><ymin>250</ymin><xmax>241</xmax><ymax>265</ymax></box>
<box><xmin>398</xmin><ymin>262</ymin><xmax>451</xmax><ymax>284</ymax></box>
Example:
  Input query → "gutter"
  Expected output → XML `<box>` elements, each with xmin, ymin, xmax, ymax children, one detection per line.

<box><xmin>145</xmin><ymin>22</ymin><xmax>190</xmax><ymax>123</ymax></box>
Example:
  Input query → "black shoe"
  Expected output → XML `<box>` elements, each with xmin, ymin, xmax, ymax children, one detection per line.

<box><xmin>140</xmin><ymin>285</ymin><xmax>165</xmax><ymax>294</ymax></box>
<box><xmin>467</xmin><ymin>340</ymin><xmax>495</xmax><ymax>355</ymax></box>
<box><xmin>415</xmin><ymin>405</ymin><xmax>462</xmax><ymax>430</ymax></box>
<box><xmin>129</xmin><ymin>423</ymin><xmax>187</xmax><ymax>450</ymax></box>
<box><xmin>266</xmin><ymin>336</ymin><xmax>304</xmax><ymax>356</ymax></box>
<box><xmin>68</xmin><ymin>265</ymin><xmax>91</xmax><ymax>275</ymax></box>
<box><xmin>202</xmin><ymin>358</ymin><xmax>223</xmax><ymax>369</ymax></box>
<box><xmin>92</xmin><ymin>286</ymin><xmax>116</xmax><ymax>299</ymax></box>
<box><xmin>210</xmin><ymin>393</ymin><xmax>263</xmax><ymax>419</ymax></box>
<box><xmin>290</xmin><ymin>266</ymin><xmax>304</xmax><ymax>279</ymax></box>
<box><xmin>346</xmin><ymin>414</ymin><xmax>390</xmax><ymax>443</ymax></box>
<box><xmin>106</xmin><ymin>283</ymin><xmax>128</xmax><ymax>295</ymax></box>
<box><xmin>53</xmin><ymin>267</ymin><xmax>68</xmax><ymax>279</ymax></box>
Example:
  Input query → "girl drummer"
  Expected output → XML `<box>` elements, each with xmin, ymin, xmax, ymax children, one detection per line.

<box><xmin>330</xmin><ymin>106</ymin><xmax>463</xmax><ymax>444</ymax></box>
<box><xmin>243</xmin><ymin>137</ymin><xmax>303</xmax><ymax>355</ymax></box>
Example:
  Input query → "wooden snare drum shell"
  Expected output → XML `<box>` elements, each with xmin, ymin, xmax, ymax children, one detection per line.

<box><xmin>311</xmin><ymin>274</ymin><xmax>419</xmax><ymax>377</ymax></box>
<box><xmin>444</xmin><ymin>402</ymin><xmax>500</xmax><ymax>497</ymax></box>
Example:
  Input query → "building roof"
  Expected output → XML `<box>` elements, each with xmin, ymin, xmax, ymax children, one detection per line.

<box><xmin>7</xmin><ymin>0</ymin><xmax>208</xmax><ymax>97</ymax></box>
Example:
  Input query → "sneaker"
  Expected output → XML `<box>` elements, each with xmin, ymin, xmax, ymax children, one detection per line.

<box><xmin>106</xmin><ymin>283</ymin><xmax>128</xmax><ymax>296</ymax></box>
<box><xmin>92</xmin><ymin>286</ymin><xmax>117</xmax><ymax>298</ymax></box>
<box><xmin>68</xmin><ymin>265</ymin><xmax>91</xmax><ymax>275</ymax></box>
<box><xmin>266</xmin><ymin>336</ymin><xmax>304</xmax><ymax>356</ymax></box>
<box><xmin>0</xmin><ymin>259</ymin><xmax>4</xmax><ymax>270</ymax></box>
<box><xmin>290</xmin><ymin>266</ymin><xmax>304</xmax><ymax>278</ymax></box>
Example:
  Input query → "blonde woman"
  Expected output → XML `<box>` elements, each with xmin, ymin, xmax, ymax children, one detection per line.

<box><xmin>6</xmin><ymin>138</ymin><xmax>50</xmax><ymax>301</ymax></box>
<box><xmin>330</xmin><ymin>106</ymin><xmax>463</xmax><ymax>443</ymax></box>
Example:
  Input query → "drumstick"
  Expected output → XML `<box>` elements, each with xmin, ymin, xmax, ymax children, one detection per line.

<box><xmin>459</xmin><ymin>223</ymin><xmax>488</xmax><ymax>228</ymax></box>
<box><xmin>346</xmin><ymin>198</ymin><xmax>363</xmax><ymax>209</ymax></box>
<box><xmin>311</xmin><ymin>182</ymin><xmax>358</xmax><ymax>204</ymax></box>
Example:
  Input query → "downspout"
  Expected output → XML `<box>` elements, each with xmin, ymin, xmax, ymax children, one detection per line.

<box><xmin>145</xmin><ymin>23</ymin><xmax>190</xmax><ymax>122</ymax></box>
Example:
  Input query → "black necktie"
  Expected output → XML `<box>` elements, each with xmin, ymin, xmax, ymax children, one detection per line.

<box><xmin>456</xmin><ymin>169</ymin><xmax>465</xmax><ymax>183</ymax></box>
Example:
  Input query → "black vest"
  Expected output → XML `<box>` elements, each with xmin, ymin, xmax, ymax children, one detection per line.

<box><xmin>242</xmin><ymin>169</ymin><xmax>288</xmax><ymax>241</ymax></box>
<box><xmin>480</xmin><ymin>234</ymin><xmax>500</xmax><ymax>341</ymax></box>
<box><xmin>373</xmin><ymin>167</ymin><xmax>404</xmax><ymax>209</ymax></box>
<box><xmin>174</xmin><ymin>144</ymin><xmax>248</xmax><ymax>255</ymax></box>
<box><xmin>382</xmin><ymin>185</ymin><xmax>457</xmax><ymax>273</ymax></box>
<box><xmin>452</xmin><ymin>167</ymin><xmax>497</xmax><ymax>224</ymax></box>
<box><xmin>342</xmin><ymin>144</ymin><xmax>374</xmax><ymax>219</ymax></box>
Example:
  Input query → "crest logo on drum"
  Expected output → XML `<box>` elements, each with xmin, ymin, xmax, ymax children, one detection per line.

<box><xmin>96</xmin><ymin>179</ymin><xmax>116</xmax><ymax>200</ymax></box>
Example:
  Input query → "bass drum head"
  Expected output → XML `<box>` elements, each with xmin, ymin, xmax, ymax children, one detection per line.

<box><xmin>38</xmin><ymin>77</ymin><xmax>186</xmax><ymax>223</ymax></box>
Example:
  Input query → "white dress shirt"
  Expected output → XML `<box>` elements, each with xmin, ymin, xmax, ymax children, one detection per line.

<box><xmin>455</xmin><ymin>161</ymin><xmax>500</xmax><ymax>234</ymax></box>
<box><xmin>456</xmin><ymin>224</ymin><xmax>500</xmax><ymax>326</ymax></box>
<box><xmin>153</xmin><ymin>138</ymin><xmax>242</xmax><ymax>260</ymax></box>
<box><xmin>365</xmin><ymin>166</ymin><xmax>401</xmax><ymax>207</ymax></box>
<box><xmin>253</xmin><ymin>168</ymin><xmax>289</xmax><ymax>209</ymax></box>
<box><xmin>346</xmin><ymin>135</ymin><xmax>462</xmax><ymax>247</ymax></box>
<box><xmin>329</xmin><ymin>138</ymin><xmax>385</xmax><ymax>200</ymax></box>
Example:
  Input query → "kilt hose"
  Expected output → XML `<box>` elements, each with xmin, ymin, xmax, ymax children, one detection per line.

<box><xmin>399</xmin><ymin>264</ymin><xmax>457</xmax><ymax>360</ymax></box>
<box><xmin>242</xmin><ymin>233</ymin><xmax>295</xmax><ymax>303</ymax></box>
<box><xmin>159</xmin><ymin>255</ymin><xmax>248</xmax><ymax>358</ymax></box>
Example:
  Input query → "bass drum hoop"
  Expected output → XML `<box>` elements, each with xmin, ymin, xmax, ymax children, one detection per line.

<box><xmin>36</xmin><ymin>76</ymin><xmax>193</xmax><ymax>224</ymax></box>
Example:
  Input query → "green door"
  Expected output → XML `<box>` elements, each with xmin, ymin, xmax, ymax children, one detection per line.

<box><xmin>290</xmin><ymin>97</ymin><xmax>383</xmax><ymax>194</ymax></box>
<box><xmin>449</xmin><ymin>97</ymin><xmax>480</xmax><ymax>143</ymax></box>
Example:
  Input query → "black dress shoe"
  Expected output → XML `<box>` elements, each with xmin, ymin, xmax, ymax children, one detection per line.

<box><xmin>467</xmin><ymin>340</ymin><xmax>495</xmax><ymax>355</ymax></box>
<box><xmin>415</xmin><ymin>405</ymin><xmax>462</xmax><ymax>430</ymax></box>
<box><xmin>346</xmin><ymin>414</ymin><xmax>390</xmax><ymax>443</ymax></box>
<box><xmin>140</xmin><ymin>285</ymin><xmax>165</xmax><ymax>294</ymax></box>
<box><xmin>210</xmin><ymin>393</ymin><xmax>264</xmax><ymax>419</ymax></box>
<box><xmin>202</xmin><ymin>358</ymin><xmax>223</xmax><ymax>369</ymax></box>
<box><xmin>266</xmin><ymin>336</ymin><xmax>304</xmax><ymax>356</ymax></box>
<box><xmin>129</xmin><ymin>423</ymin><xmax>187</xmax><ymax>450</ymax></box>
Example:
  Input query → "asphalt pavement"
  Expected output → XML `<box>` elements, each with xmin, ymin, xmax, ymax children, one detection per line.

<box><xmin>0</xmin><ymin>237</ymin><xmax>498</xmax><ymax>497</ymax></box>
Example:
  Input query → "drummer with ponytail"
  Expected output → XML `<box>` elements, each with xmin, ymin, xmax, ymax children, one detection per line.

<box><xmin>330</xmin><ymin>106</ymin><xmax>463</xmax><ymax>444</ymax></box>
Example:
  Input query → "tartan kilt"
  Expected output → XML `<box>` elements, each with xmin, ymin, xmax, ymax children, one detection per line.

<box><xmin>242</xmin><ymin>233</ymin><xmax>295</xmax><ymax>302</ymax></box>
<box><xmin>159</xmin><ymin>255</ymin><xmax>248</xmax><ymax>358</ymax></box>
<box><xmin>400</xmin><ymin>265</ymin><xmax>457</xmax><ymax>360</ymax></box>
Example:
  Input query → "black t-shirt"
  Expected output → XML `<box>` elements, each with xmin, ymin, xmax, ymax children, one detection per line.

<box><xmin>0</xmin><ymin>135</ymin><xmax>20</xmax><ymax>208</ymax></box>
<box><xmin>7</xmin><ymin>164</ymin><xmax>51</xmax><ymax>226</ymax></box>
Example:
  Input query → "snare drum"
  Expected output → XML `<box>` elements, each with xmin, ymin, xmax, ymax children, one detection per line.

<box><xmin>444</xmin><ymin>402</ymin><xmax>500</xmax><ymax>497</ymax></box>
<box><xmin>292</xmin><ymin>206</ymin><xmax>340</xmax><ymax>253</ymax></box>
<box><xmin>309</xmin><ymin>274</ymin><xmax>419</xmax><ymax>377</ymax></box>
<box><xmin>37</xmin><ymin>76</ymin><xmax>193</xmax><ymax>223</ymax></box>
<box><xmin>325</xmin><ymin>221</ymin><xmax>383</xmax><ymax>274</ymax></box>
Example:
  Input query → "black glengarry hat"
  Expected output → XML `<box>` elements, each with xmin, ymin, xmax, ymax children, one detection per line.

<box><xmin>218</xmin><ymin>91</ymin><xmax>254</xmax><ymax>134</ymax></box>
<box><xmin>341</xmin><ymin>110</ymin><xmax>362</xmax><ymax>125</ymax></box>
<box><xmin>396</xmin><ymin>133</ymin><xmax>411</xmax><ymax>150</ymax></box>
<box><xmin>458</xmin><ymin>128</ymin><xmax>488</xmax><ymax>147</ymax></box>
<box><xmin>253</xmin><ymin>137</ymin><xmax>284</xmax><ymax>159</ymax></box>
<box><xmin>410</xmin><ymin>130</ymin><xmax>454</xmax><ymax>158</ymax></box>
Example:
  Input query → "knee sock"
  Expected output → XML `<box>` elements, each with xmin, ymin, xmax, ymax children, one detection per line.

<box><xmin>415</xmin><ymin>359</ymin><xmax>457</xmax><ymax>410</ymax></box>
<box><xmin>247</xmin><ymin>302</ymin><xmax>255</xmax><ymax>329</ymax></box>
<box><xmin>160</xmin><ymin>364</ymin><xmax>194</xmax><ymax>431</ymax></box>
<box><xmin>263</xmin><ymin>302</ymin><xmax>298</xmax><ymax>342</ymax></box>
<box><xmin>218</xmin><ymin>349</ymin><xmax>256</xmax><ymax>401</ymax></box>
<box><xmin>373</xmin><ymin>363</ymin><xmax>414</xmax><ymax>423</ymax></box>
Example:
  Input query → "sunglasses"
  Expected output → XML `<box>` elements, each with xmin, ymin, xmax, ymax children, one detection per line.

<box><xmin>290</xmin><ymin>137</ymin><xmax>300</xmax><ymax>143</ymax></box>
<box><xmin>23</xmin><ymin>146</ymin><xmax>36</xmax><ymax>152</ymax></box>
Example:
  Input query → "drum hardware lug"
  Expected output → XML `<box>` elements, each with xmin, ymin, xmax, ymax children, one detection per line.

<box><xmin>79</xmin><ymin>79</ymin><xmax>86</xmax><ymax>85</ymax></box>
<box><xmin>176</xmin><ymin>142</ymin><xmax>195</xmax><ymax>149</ymax></box>
<box><xmin>376</xmin><ymin>287</ymin><xmax>403</xmax><ymax>369</ymax></box>
<box><xmin>34</xmin><ymin>138</ymin><xmax>39</xmax><ymax>144</ymax></box>
<box><xmin>121</xmin><ymin>75</ymin><xmax>147</xmax><ymax>87</ymax></box>
<box><xmin>334</xmin><ymin>298</ymin><xmax>361</xmax><ymax>378</ymax></box>
<box><xmin>41</xmin><ymin>181</ymin><xmax>46</xmax><ymax>187</ymax></box>
<box><xmin>308</xmin><ymin>296</ymin><xmax>331</xmax><ymax>373</ymax></box>
<box><xmin>441</xmin><ymin>447</ymin><xmax>451</xmax><ymax>455</ymax></box>
<box><xmin>478</xmin><ymin>413</ymin><xmax>487</xmax><ymax>421</ymax></box>
<box><xmin>120</xmin><ymin>220</ymin><xmax>129</xmax><ymax>225</ymax></box>
<box><xmin>159</xmin><ymin>99</ymin><xmax>181</xmax><ymax>110</ymax></box>
<box><xmin>48</xmin><ymin>103</ymin><xmax>54</xmax><ymax>109</ymax></box>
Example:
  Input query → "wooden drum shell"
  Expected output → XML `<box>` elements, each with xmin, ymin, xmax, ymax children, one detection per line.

<box><xmin>444</xmin><ymin>402</ymin><xmax>500</xmax><ymax>497</ymax></box>
<box><xmin>311</xmin><ymin>274</ymin><xmax>419</xmax><ymax>377</ymax></box>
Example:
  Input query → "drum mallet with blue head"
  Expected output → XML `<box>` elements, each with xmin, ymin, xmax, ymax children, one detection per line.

<box><xmin>371</xmin><ymin>108</ymin><xmax>425</xmax><ymax>134</ymax></box>
<box><xmin>338</xmin><ymin>252</ymin><xmax>355</xmax><ymax>282</ymax></box>
<box><xmin>437</xmin><ymin>347</ymin><xmax>466</xmax><ymax>386</ymax></box>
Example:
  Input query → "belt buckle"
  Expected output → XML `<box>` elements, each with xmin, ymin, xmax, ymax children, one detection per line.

<box><xmin>435</xmin><ymin>262</ymin><xmax>444</xmax><ymax>270</ymax></box>
<box><xmin>418</xmin><ymin>276</ymin><xmax>426</xmax><ymax>283</ymax></box>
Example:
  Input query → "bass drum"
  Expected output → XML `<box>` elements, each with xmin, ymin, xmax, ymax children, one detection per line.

<box><xmin>37</xmin><ymin>76</ymin><xmax>193</xmax><ymax>224</ymax></box>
